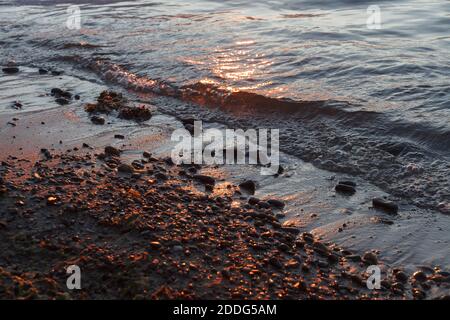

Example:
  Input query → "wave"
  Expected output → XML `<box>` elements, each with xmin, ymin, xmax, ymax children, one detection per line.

<box><xmin>80</xmin><ymin>57</ymin><xmax>450</xmax><ymax>154</ymax></box>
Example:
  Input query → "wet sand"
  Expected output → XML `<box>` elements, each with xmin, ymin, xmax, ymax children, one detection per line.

<box><xmin>0</xmin><ymin>69</ymin><xmax>449</xmax><ymax>299</ymax></box>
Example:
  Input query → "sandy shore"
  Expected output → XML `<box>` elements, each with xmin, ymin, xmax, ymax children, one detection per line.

<box><xmin>0</xmin><ymin>70</ymin><xmax>449</xmax><ymax>299</ymax></box>
<box><xmin>0</xmin><ymin>145</ymin><xmax>435</xmax><ymax>299</ymax></box>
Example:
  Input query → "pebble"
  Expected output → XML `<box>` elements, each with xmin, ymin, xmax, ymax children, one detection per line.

<box><xmin>47</xmin><ymin>196</ymin><xmax>58</xmax><ymax>206</ymax></box>
<box><xmin>267</xmin><ymin>199</ymin><xmax>285</xmax><ymax>209</ymax></box>
<box><xmin>335</xmin><ymin>183</ymin><xmax>356</xmax><ymax>194</ymax></box>
<box><xmin>412</xmin><ymin>271</ymin><xmax>427</xmax><ymax>282</ymax></box>
<box><xmin>104</xmin><ymin>146</ymin><xmax>121</xmax><ymax>157</ymax></box>
<box><xmin>394</xmin><ymin>270</ymin><xmax>408</xmax><ymax>283</ymax></box>
<box><xmin>117</xmin><ymin>163</ymin><xmax>134</xmax><ymax>174</ymax></box>
<box><xmin>193</xmin><ymin>174</ymin><xmax>215</xmax><ymax>185</ymax></box>
<box><xmin>362</xmin><ymin>251</ymin><xmax>378</xmax><ymax>265</ymax></box>
<box><xmin>282</xmin><ymin>227</ymin><xmax>300</xmax><ymax>235</ymax></box>
<box><xmin>40</xmin><ymin>148</ymin><xmax>52</xmax><ymax>159</ymax></box>
<box><xmin>239</xmin><ymin>180</ymin><xmax>256</xmax><ymax>194</ymax></box>
<box><xmin>91</xmin><ymin>116</ymin><xmax>105</xmax><ymax>125</ymax></box>
<box><xmin>313</xmin><ymin>241</ymin><xmax>329</xmax><ymax>255</ymax></box>
<box><xmin>2</xmin><ymin>67</ymin><xmax>19</xmax><ymax>74</ymax></box>
<box><xmin>56</xmin><ymin>98</ymin><xmax>70</xmax><ymax>106</ymax></box>
<box><xmin>338</xmin><ymin>180</ymin><xmax>356</xmax><ymax>187</ymax></box>
<box><xmin>372</xmin><ymin>198</ymin><xmax>399</xmax><ymax>214</ymax></box>
<box><xmin>248</xmin><ymin>197</ymin><xmax>260</xmax><ymax>205</ymax></box>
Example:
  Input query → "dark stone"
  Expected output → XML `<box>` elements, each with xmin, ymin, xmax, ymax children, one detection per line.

<box><xmin>51</xmin><ymin>88</ymin><xmax>72</xmax><ymax>99</ymax></box>
<box><xmin>338</xmin><ymin>180</ymin><xmax>356</xmax><ymax>187</ymax></box>
<box><xmin>40</xmin><ymin>148</ymin><xmax>52</xmax><ymax>159</ymax></box>
<box><xmin>55</xmin><ymin>97</ymin><xmax>70</xmax><ymax>105</ymax></box>
<box><xmin>117</xmin><ymin>163</ymin><xmax>134</xmax><ymax>174</ymax></box>
<box><xmin>239</xmin><ymin>180</ymin><xmax>256</xmax><ymax>194</ymax></box>
<box><xmin>38</xmin><ymin>68</ymin><xmax>48</xmax><ymax>74</ymax></box>
<box><xmin>267</xmin><ymin>199</ymin><xmax>285</xmax><ymax>209</ymax></box>
<box><xmin>193</xmin><ymin>174</ymin><xmax>215</xmax><ymax>185</ymax></box>
<box><xmin>91</xmin><ymin>116</ymin><xmax>105</xmax><ymax>125</ymax></box>
<box><xmin>104</xmin><ymin>146</ymin><xmax>121</xmax><ymax>157</ymax></box>
<box><xmin>2</xmin><ymin>67</ymin><xmax>19</xmax><ymax>74</ymax></box>
<box><xmin>282</xmin><ymin>227</ymin><xmax>300</xmax><ymax>235</ymax></box>
<box><xmin>118</xmin><ymin>105</ymin><xmax>152</xmax><ymax>121</ymax></box>
<box><xmin>372</xmin><ymin>198</ymin><xmax>399</xmax><ymax>214</ymax></box>
<box><xmin>335</xmin><ymin>183</ymin><xmax>356</xmax><ymax>194</ymax></box>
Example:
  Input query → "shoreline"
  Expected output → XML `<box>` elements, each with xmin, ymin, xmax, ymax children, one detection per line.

<box><xmin>0</xmin><ymin>69</ymin><xmax>449</xmax><ymax>299</ymax></box>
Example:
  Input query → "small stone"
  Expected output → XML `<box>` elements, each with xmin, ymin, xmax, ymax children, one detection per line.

<box><xmin>248</xmin><ymin>197</ymin><xmax>260</xmax><ymax>205</ymax></box>
<box><xmin>372</xmin><ymin>198</ymin><xmax>399</xmax><ymax>214</ymax></box>
<box><xmin>338</xmin><ymin>180</ymin><xmax>356</xmax><ymax>187</ymax></box>
<box><xmin>55</xmin><ymin>97</ymin><xmax>70</xmax><ymax>105</ymax></box>
<box><xmin>267</xmin><ymin>199</ymin><xmax>285</xmax><ymax>209</ymax></box>
<box><xmin>362</xmin><ymin>251</ymin><xmax>378</xmax><ymax>265</ymax></box>
<box><xmin>412</xmin><ymin>288</ymin><xmax>426</xmax><ymax>300</ymax></box>
<box><xmin>91</xmin><ymin>115</ymin><xmax>105</xmax><ymax>125</ymax></box>
<box><xmin>104</xmin><ymin>146</ymin><xmax>121</xmax><ymax>157</ymax></box>
<box><xmin>117</xmin><ymin>163</ymin><xmax>134</xmax><ymax>174</ymax></box>
<box><xmin>150</xmin><ymin>241</ymin><xmax>162</xmax><ymax>249</ymax></box>
<box><xmin>40</xmin><ymin>148</ymin><xmax>52</xmax><ymax>159</ymax></box>
<box><xmin>335</xmin><ymin>183</ymin><xmax>356</xmax><ymax>194</ymax></box>
<box><xmin>313</xmin><ymin>241</ymin><xmax>329</xmax><ymax>255</ymax></box>
<box><xmin>302</xmin><ymin>232</ymin><xmax>314</xmax><ymax>243</ymax></box>
<box><xmin>2</xmin><ymin>67</ymin><xmax>19</xmax><ymax>74</ymax></box>
<box><xmin>193</xmin><ymin>174</ymin><xmax>215</xmax><ymax>185</ymax></box>
<box><xmin>114</xmin><ymin>134</ymin><xmax>125</xmax><ymax>139</ymax></box>
<box><xmin>239</xmin><ymin>180</ymin><xmax>256</xmax><ymax>194</ymax></box>
<box><xmin>47</xmin><ymin>196</ymin><xmax>58</xmax><ymax>205</ymax></box>
<box><xmin>268</xmin><ymin>257</ymin><xmax>283</xmax><ymax>269</ymax></box>
<box><xmin>282</xmin><ymin>227</ymin><xmax>300</xmax><ymax>235</ymax></box>
<box><xmin>38</xmin><ymin>68</ymin><xmax>48</xmax><ymax>74</ymax></box>
<box><xmin>394</xmin><ymin>270</ymin><xmax>408</xmax><ymax>283</ymax></box>
<box><xmin>412</xmin><ymin>271</ymin><xmax>427</xmax><ymax>282</ymax></box>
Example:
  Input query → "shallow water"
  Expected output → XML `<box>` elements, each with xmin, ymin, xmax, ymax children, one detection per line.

<box><xmin>0</xmin><ymin>1</ymin><xmax>449</xmax><ymax>209</ymax></box>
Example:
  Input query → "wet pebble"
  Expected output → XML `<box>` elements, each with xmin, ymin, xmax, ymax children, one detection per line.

<box><xmin>91</xmin><ymin>116</ymin><xmax>105</xmax><ymax>125</ymax></box>
<box><xmin>239</xmin><ymin>180</ymin><xmax>256</xmax><ymax>194</ymax></box>
<box><xmin>2</xmin><ymin>67</ymin><xmax>19</xmax><ymax>74</ymax></box>
<box><xmin>104</xmin><ymin>146</ymin><xmax>121</xmax><ymax>157</ymax></box>
<box><xmin>193</xmin><ymin>174</ymin><xmax>215</xmax><ymax>185</ymax></box>
<box><xmin>362</xmin><ymin>251</ymin><xmax>378</xmax><ymax>265</ymax></box>
<box><xmin>372</xmin><ymin>198</ymin><xmax>399</xmax><ymax>214</ymax></box>
<box><xmin>117</xmin><ymin>163</ymin><xmax>134</xmax><ymax>174</ymax></box>
<box><xmin>267</xmin><ymin>199</ymin><xmax>285</xmax><ymax>209</ymax></box>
